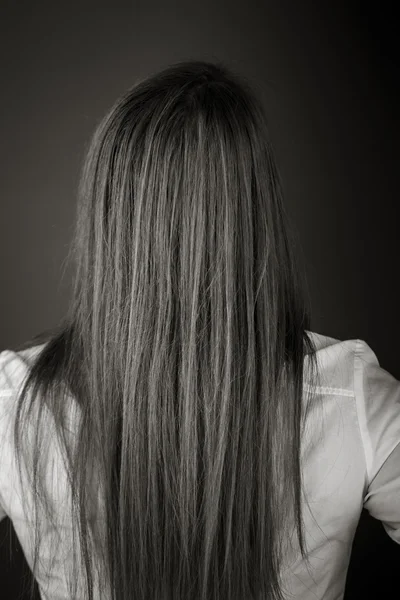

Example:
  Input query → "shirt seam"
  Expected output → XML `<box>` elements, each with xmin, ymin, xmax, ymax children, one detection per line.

<box><xmin>303</xmin><ymin>383</ymin><xmax>354</xmax><ymax>397</ymax></box>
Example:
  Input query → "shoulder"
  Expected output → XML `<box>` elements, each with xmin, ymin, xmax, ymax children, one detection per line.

<box><xmin>0</xmin><ymin>342</ymin><xmax>61</xmax><ymax>520</ymax></box>
<box><xmin>0</xmin><ymin>343</ymin><xmax>48</xmax><ymax>394</ymax></box>
<box><xmin>0</xmin><ymin>343</ymin><xmax>48</xmax><ymax>441</ymax></box>
<box><xmin>352</xmin><ymin>338</ymin><xmax>400</xmax><ymax>485</ymax></box>
<box><xmin>308</xmin><ymin>332</ymin><xmax>400</xmax><ymax>489</ymax></box>
<box><xmin>304</xmin><ymin>329</ymin><xmax>358</xmax><ymax>392</ymax></box>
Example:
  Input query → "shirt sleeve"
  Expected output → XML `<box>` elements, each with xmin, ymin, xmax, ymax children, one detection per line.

<box><xmin>0</xmin><ymin>388</ymin><xmax>12</xmax><ymax>521</ymax></box>
<box><xmin>0</xmin><ymin>349</ymin><xmax>21</xmax><ymax>524</ymax></box>
<box><xmin>0</xmin><ymin>495</ymin><xmax>6</xmax><ymax>522</ymax></box>
<box><xmin>354</xmin><ymin>339</ymin><xmax>400</xmax><ymax>544</ymax></box>
<box><xmin>0</xmin><ymin>390</ymin><xmax>13</xmax><ymax>523</ymax></box>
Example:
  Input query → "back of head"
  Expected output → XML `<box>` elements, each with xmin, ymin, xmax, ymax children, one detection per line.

<box><xmin>14</xmin><ymin>59</ymin><xmax>319</xmax><ymax>600</ymax></box>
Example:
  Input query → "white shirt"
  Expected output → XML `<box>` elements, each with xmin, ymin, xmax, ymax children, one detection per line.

<box><xmin>0</xmin><ymin>331</ymin><xmax>399</xmax><ymax>600</ymax></box>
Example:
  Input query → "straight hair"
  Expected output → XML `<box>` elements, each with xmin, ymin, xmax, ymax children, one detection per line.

<box><xmin>12</xmin><ymin>59</ymin><xmax>321</xmax><ymax>600</ymax></box>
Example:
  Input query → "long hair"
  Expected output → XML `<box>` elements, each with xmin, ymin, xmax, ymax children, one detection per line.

<box><xmin>12</xmin><ymin>59</ymin><xmax>321</xmax><ymax>600</ymax></box>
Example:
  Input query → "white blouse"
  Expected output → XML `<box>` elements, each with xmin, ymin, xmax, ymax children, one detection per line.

<box><xmin>0</xmin><ymin>331</ymin><xmax>399</xmax><ymax>600</ymax></box>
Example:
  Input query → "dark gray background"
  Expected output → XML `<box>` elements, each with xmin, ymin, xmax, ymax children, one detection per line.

<box><xmin>0</xmin><ymin>1</ymin><xmax>398</xmax><ymax>598</ymax></box>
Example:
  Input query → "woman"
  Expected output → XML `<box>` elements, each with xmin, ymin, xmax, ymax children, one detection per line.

<box><xmin>0</xmin><ymin>59</ymin><xmax>399</xmax><ymax>600</ymax></box>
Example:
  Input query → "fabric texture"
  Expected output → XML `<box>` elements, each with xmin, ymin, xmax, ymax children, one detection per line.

<box><xmin>0</xmin><ymin>331</ymin><xmax>399</xmax><ymax>599</ymax></box>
